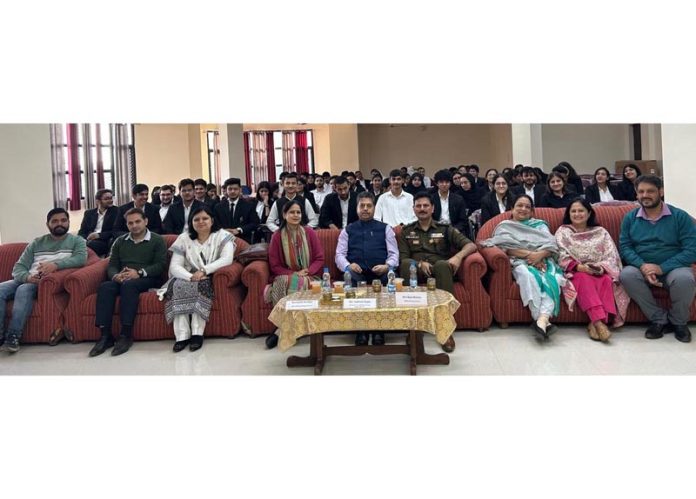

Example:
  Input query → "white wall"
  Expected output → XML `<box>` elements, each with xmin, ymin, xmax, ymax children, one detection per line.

<box><xmin>661</xmin><ymin>124</ymin><xmax>696</xmax><ymax>216</ymax></box>
<box><xmin>0</xmin><ymin>124</ymin><xmax>54</xmax><ymax>243</ymax></box>
<box><xmin>540</xmin><ymin>124</ymin><xmax>631</xmax><ymax>174</ymax></box>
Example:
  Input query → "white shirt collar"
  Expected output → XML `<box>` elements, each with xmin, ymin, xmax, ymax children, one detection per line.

<box><xmin>126</xmin><ymin>229</ymin><xmax>152</xmax><ymax>242</ymax></box>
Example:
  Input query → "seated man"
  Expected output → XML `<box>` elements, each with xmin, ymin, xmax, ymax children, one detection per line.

<box><xmin>194</xmin><ymin>178</ymin><xmax>218</xmax><ymax>208</ymax></box>
<box><xmin>214</xmin><ymin>177</ymin><xmax>259</xmax><ymax>243</ymax></box>
<box><xmin>113</xmin><ymin>183</ymin><xmax>163</xmax><ymax>237</ymax></box>
<box><xmin>398</xmin><ymin>192</ymin><xmax>477</xmax><ymax>353</ymax></box>
<box><xmin>430</xmin><ymin>169</ymin><xmax>470</xmax><ymax>238</ymax></box>
<box><xmin>335</xmin><ymin>192</ymin><xmax>399</xmax><ymax>346</ymax></box>
<box><xmin>78</xmin><ymin>188</ymin><xmax>118</xmax><ymax>257</ymax></box>
<box><xmin>0</xmin><ymin>208</ymin><xmax>87</xmax><ymax>353</ymax></box>
<box><xmin>266</xmin><ymin>172</ymin><xmax>319</xmax><ymax>232</ymax></box>
<box><xmin>319</xmin><ymin>175</ymin><xmax>358</xmax><ymax>229</ymax></box>
<box><xmin>163</xmin><ymin>178</ymin><xmax>204</xmax><ymax>235</ymax></box>
<box><xmin>619</xmin><ymin>175</ymin><xmax>696</xmax><ymax>342</ymax></box>
<box><xmin>90</xmin><ymin>208</ymin><xmax>167</xmax><ymax>357</ymax></box>
<box><xmin>374</xmin><ymin>169</ymin><xmax>417</xmax><ymax>227</ymax></box>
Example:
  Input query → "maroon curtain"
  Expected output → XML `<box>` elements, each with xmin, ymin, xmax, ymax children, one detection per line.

<box><xmin>243</xmin><ymin>132</ymin><xmax>251</xmax><ymax>187</ymax></box>
<box><xmin>66</xmin><ymin>124</ymin><xmax>82</xmax><ymax>210</ymax></box>
<box><xmin>266</xmin><ymin>131</ymin><xmax>276</xmax><ymax>183</ymax></box>
<box><xmin>295</xmin><ymin>130</ymin><xmax>309</xmax><ymax>173</ymax></box>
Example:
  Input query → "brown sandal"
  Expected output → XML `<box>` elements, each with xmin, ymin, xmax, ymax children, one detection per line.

<box><xmin>48</xmin><ymin>328</ymin><xmax>65</xmax><ymax>346</ymax></box>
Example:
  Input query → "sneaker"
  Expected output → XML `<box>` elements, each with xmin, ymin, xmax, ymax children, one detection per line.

<box><xmin>4</xmin><ymin>334</ymin><xmax>20</xmax><ymax>353</ymax></box>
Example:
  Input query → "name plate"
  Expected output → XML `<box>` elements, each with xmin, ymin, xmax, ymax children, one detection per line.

<box><xmin>343</xmin><ymin>298</ymin><xmax>377</xmax><ymax>309</ymax></box>
<box><xmin>285</xmin><ymin>300</ymin><xmax>319</xmax><ymax>310</ymax></box>
<box><xmin>395</xmin><ymin>292</ymin><xmax>428</xmax><ymax>307</ymax></box>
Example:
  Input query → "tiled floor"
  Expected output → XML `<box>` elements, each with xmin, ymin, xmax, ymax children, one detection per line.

<box><xmin>2</xmin><ymin>323</ymin><xmax>696</xmax><ymax>375</ymax></box>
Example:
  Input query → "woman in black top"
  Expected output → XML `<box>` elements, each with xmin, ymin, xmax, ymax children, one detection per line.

<box><xmin>538</xmin><ymin>172</ymin><xmax>575</xmax><ymax>208</ymax></box>
<box><xmin>584</xmin><ymin>167</ymin><xmax>623</xmax><ymax>203</ymax></box>
<box><xmin>458</xmin><ymin>173</ymin><xmax>482</xmax><ymax>212</ymax></box>
<box><xmin>405</xmin><ymin>172</ymin><xmax>426</xmax><ymax>196</ymax></box>
<box><xmin>617</xmin><ymin>163</ymin><xmax>641</xmax><ymax>201</ymax></box>
<box><xmin>480</xmin><ymin>174</ymin><xmax>514</xmax><ymax>225</ymax></box>
<box><xmin>483</xmin><ymin>168</ymin><xmax>498</xmax><ymax>194</ymax></box>
<box><xmin>556</xmin><ymin>161</ymin><xmax>584</xmax><ymax>195</ymax></box>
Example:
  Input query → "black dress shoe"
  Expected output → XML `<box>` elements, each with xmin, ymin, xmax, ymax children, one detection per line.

<box><xmin>89</xmin><ymin>335</ymin><xmax>114</xmax><ymax>357</ymax></box>
<box><xmin>442</xmin><ymin>336</ymin><xmax>455</xmax><ymax>353</ymax></box>
<box><xmin>645</xmin><ymin>322</ymin><xmax>667</xmax><ymax>339</ymax></box>
<box><xmin>111</xmin><ymin>336</ymin><xmax>133</xmax><ymax>356</ymax></box>
<box><xmin>532</xmin><ymin>323</ymin><xmax>549</xmax><ymax>340</ymax></box>
<box><xmin>265</xmin><ymin>333</ymin><xmax>278</xmax><ymax>349</ymax></box>
<box><xmin>189</xmin><ymin>335</ymin><xmax>204</xmax><ymax>351</ymax></box>
<box><xmin>355</xmin><ymin>333</ymin><xmax>369</xmax><ymax>346</ymax></box>
<box><xmin>673</xmin><ymin>325</ymin><xmax>692</xmax><ymax>343</ymax></box>
<box><xmin>173</xmin><ymin>339</ymin><xmax>190</xmax><ymax>352</ymax></box>
<box><xmin>372</xmin><ymin>333</ymin><xmax>385</xmax><ymax>346</ymax></box>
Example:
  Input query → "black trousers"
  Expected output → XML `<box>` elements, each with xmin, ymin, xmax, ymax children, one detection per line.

<box><xmin>87</xmin><ymin>239</ymin><xmax>111</xmax><ymax>257</ymax></box>
<box><xmin>95</xmin><ymin>277</ymin><xmax>161</xmax><ymax>330</ymax></box>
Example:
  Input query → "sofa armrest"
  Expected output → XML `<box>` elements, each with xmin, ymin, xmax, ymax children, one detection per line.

<box><xmin>64</xmin><ymin>259</ymin><xmax>109</xmax><ymax>302</ymax></box>
<box><xmin>478</xmin><ymin>246</ymin><xmax>511</xmax><ymax>274</ymax></box>
<box><xmin>241</xmin><ymin>260</ymin><xmax>271</xmax><ymax>290</ymax></box>
<box><xmin>214</xmin><ymin>261</ymin><xmax>243</xmax><ymax>290</ymax></box>
<box><xmin>457</xmin><ymin>251</ymin><xmax>486</xmax><ymax>283</ymax></box>
<box><xmin>37</xmin><ymin>267</ymin><xmax>82</xmax><ymax>298</ymax></box>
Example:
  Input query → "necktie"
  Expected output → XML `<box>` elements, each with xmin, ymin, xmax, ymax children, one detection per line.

<box><xmin>230</xmin><ymin>201</ymin><xmax>236</xmax><ymax>222</ymax></box>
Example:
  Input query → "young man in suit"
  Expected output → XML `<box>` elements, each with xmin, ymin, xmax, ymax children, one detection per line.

<box><xmin>194</xmin><ymin>178</ymin><xmax>218</xmax><ymax>208</ymax></box>
<box><xmin>163</xmin><ymin>178</ymin><xmax>204</xmax><ymax>235</ymax></box>
<box><xmin>157</xmin><ymin>184</ymin><xmax>175</xmax><ymax>224</ymax></box>
<box><xmin>113</xmin><ymin>184</ymin><xmax>163</xmax><ymax>237</ymax></box>
<box><xmin>319</xmin><ymin>175</ymin><xmax>358</xmax><ymax>229</ymax></box>
<box><xmin>512</xmin><ymin>166</ymin><xmax>547</xmax><ymax>205</ymax></box>
<box><xmin>214</xmin><ymin>177</ymin><xmax>259</xmax><ymax>243</ymax></box>
<box><xmin>430</xmin><ymin>169</ymin><xmax>470</xmax><ymax>238</ymax></box>
<box><xmin>78</xmin><ymin>188</ymin><xmax>119</xmax><ymax>256</ymax></box>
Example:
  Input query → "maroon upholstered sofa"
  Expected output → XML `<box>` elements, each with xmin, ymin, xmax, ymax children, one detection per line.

<box><xmin>476</xmin><ymin>204</ymin><xmax>696</xmax><ymax>327</ymax></box>
<box><xmin>0</xmin><ymin>243</ymin><xmax>99</xmax><ymax>344</ymax></box>
<box><xmin>240</xmin><ymin>227</ymin><xmax>492</xmax><ymax>335</ymax></box>
<box><xmin>63</xmin><ymin>235</ymin><xmax>248</xmax><ymax>342</ymax></box>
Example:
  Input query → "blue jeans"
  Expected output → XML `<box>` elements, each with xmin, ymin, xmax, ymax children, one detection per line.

<box><xmin>0</xmin><ymin>279</ymin><xmax>38</xmax><ymax>338</ymax></box>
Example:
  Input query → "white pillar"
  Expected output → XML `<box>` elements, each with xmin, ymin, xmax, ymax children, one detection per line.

<box><xmin>219</xmin><ymin>124</ymin><xmax>245</xmax><ymax>183</ymax></box>
<box><xmin>0</xmin><ymin>125</ymin><xmax>54</xmax><ymax>243</ymax></box>
<box><xmin>511</xmin><ymin>124</ymin><xmax>543</xmax><ymax>167</ymax></box>
<box><xmin>660</xmin><ymin>124</ymin><xmax>696</xmax><ymax>216</ymax></box>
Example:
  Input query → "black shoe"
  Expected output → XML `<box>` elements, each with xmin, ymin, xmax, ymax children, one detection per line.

<box><xmin>532</xmin><ymin>323</ymin><xmax>549</xmax><ymax>340</ymax></box>
<box><xmin>3</xmin><ymin>334</ymin><xmax>20</xmax><ymax>353</ymax></box>
<box><xmin>355</xmin><ymin>333</ymin><xmax>369</xmax><ymax>346</ymax></box>
<box><xmin>89</xmin><ymin>335</ymin><xmax>114</xmax><ymax>357</ymax></box>
<box><xmin>189</xmin><ymin>335</ymin><xmax>204</xmax><ymax>351</ymax></box>
<box><xmin>674</xmin><ymin>325</ymin><xmax>692</xmax><ymax>343</ymax></box>
<box><xmin>442</xmin><ymin>336</ymin><xmax>455</xmax><ymax>353</ymax></box>
<box><xmin>372</xmin><ymin>333</ymin><xmax>385</xmax><ymax>346</ymax></box>
<box><xmin>173</xmin><ymin>339</ymin><xmax>190</xmax><ymax>352</ymax></box>
<box><xmin>111</xmin><ymin>335</ymin><xmax>133</xmax><ymax>356</ymax></box>
<box><xmin>645</xmin><ymin>322</ymin><xmax>667</xmax><ymax>339</ymax></box>
<box><xmin>265</xmin><ymin>333</ymin><xmax>278</xmax><ymax>349</ymax></box>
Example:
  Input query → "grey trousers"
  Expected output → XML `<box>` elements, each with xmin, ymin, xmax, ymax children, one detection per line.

<box><xmin>619</xmin><ymin>266</ymin><xmax>695</xmax><ymax>326</ymax></box>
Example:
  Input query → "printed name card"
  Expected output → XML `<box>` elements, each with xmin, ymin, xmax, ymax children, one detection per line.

<box><xmin>285</xmin><ymin>300</ymin><xmax>319</xmax><ymax>310</ymax></box>
<box><xmin>343</xmin><ymin>298</ymin><xmax>377</xmax><ymax>309</ymax></box>
<box><xmin>395</xmin><ymin>292</ymin><xmax>428</xmax><ymax>307</ymax></box>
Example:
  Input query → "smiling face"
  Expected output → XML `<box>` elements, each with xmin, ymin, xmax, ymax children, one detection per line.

<box><xmin>624</xmin><ymin>166</ymin><xmax>637</xmax><ymax>180</ymax></box>
<box><xmin>192</xmin><ymin>210</ymin><xmax>213</xmax><ymax>234</ymax></box>
<box><xmin>158</xmin><ymin>188</ymin><xmax>173</xmax><ymax>205</ymax></box>
<box><xmin>389</xmin><ymin>175</ymin><xmax>403</xmax><ymax>193</ymax></box>
<box><xmin>522</xmin><ymin>171</ymin><xmax>536</xmax><ymax>187</ymax></box>
<box><xmin>636</xmin><ymin>181</ymin><xmax>663</xmax><ymax>210</ymax></box>
<box><xmin>47</xmin><ymin>213</ymin><xmax>70</xmax><ymax>236</ymax></box>
<box><xmin>494</xmin><ymin>176</ymin><xmax>508</xmax><ymax>195</ymax></box>
<box><xmin>595</xmin><ymin>168</ymin><xmax>609</xmax><ymax>185</ymax></box>
<box><xmin>549</xmin><ymin>175</ymin><xmax>565</xmax><ymax>193</ymax></box>
<box><xmin>133</xmin><ymin>190</ymin><xmax>149</xmax><ymax>208</ymax></box>
<box><xmin>568</xmin><ymin>200</ymin><xmax>590</xmax><ymax>229</ymax></box>
<box><xmin>511</xmin><ymin>197</ymin><xmax>533</xmax><ymax>222</ymax></box>
<box><xmin>283</xmin><ymin>203</ymin><xmax>303</xmax><ymax>227</ymax></box>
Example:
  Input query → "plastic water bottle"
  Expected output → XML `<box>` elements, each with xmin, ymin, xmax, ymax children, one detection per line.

<box><xmin>322</xmin><ymin>267</ymin><xmax>331</xmax><ymax>293</ymax></box>
<box><xmin>387</xmin><ymin>267</ymin><xmax>396</xmax><ymax>294</ymax></box>
<box><xmin>344</xmin><ymin>267</ymin><xmax>352</xmax><ymax>290</ymax></box>
<box><xmin>409</xmin><ymin>261</ymin><xmax>418</xmax><ymax>289</ymax></box>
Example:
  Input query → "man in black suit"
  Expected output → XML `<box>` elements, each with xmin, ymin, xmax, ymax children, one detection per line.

<box><xmin>78</xmin><ymin>188</ymin><xmax>119</xmax><ymax>256</ymax></box>
<box><xmin>319</xmin><ymin>175</ymin><xmax>358</xmax><ymax>229</ymax></box>
<box><xmin>512</xmin><ymin>166</ymin><xmax>547</xmax><ymax>205</ymax></box>
<box><xmin>430</xmin><ymin>170</ymin><xmax>470</xmax><ymax>238</ymax></box>
<box><xmin>467</xmin><ymin>164</ymin><xmax>488</xmax><ymax>189</ymax></box>
<box><xmin>214</xmin><ymin>177</ymin><xmax>259</xmax><ymax>243</ymax></box>
<box><xmin>113</xmin><ymin>184</ymin><xmax>163</xmax><ymax>237</ymax></box>
<box><xmin>194</xmin><ymin>178</ymin><xmax>218</xmax><ymax>209</ymax></box>
<box><xmin>163</xmin><ymin>178</ymin><xmax>203</xmax><ymax>235</ymax></box>
<box><xmin>344</xmin><ymin>171</ymin><xmax>365</xmax><ymax>194</ymax></box>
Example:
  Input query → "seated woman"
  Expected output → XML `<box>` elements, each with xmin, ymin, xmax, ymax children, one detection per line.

<box><xmin>480</xmin><ymin>195</ymin><xmax>565</xmax><ymax>339</ymax></box>
<box><xmin>264</xmin><ymin>200</ymin><xmax>325</xmax><ymax>349</ymax></box>
<box><xmin>555</xmin><ymin>199</ymin><xmax>629</xmax><ymax>342</ymax></box>
<box><xmin>160</xmin><ymin>205</ymin><xmax>236</xmax><ymax>352</ymax></box>
<box><xmin>484</xmin><ymin>168</ymin><xmax>498</xmax><ymax>193</ymax></box>
<box><xmin>459</xmin><ymin>173</ymin><xmax>482</xmax><ymax>212</ymax></box>
<box><xmin>617</xmin><ymin>163</ymin><xmax>641</xmax><ymax>202</ymax></box>
<box><xmin>480</xmin><ymin>174</ymin><xmax>514</xmax><ymax>225</ymax></box>
<box><xmin>538</xmin><ymin>172</ymin><xmax>575</xmax><ymax>209</ymax></box>
<box><xmin>584</xmin><ymin>167</ymin><xmax>623</xmax><ymax>203</ymax></box>
<box><xmin>405</xmin><ymin>172</ymin><xmax>426</xmax><ymax>195</ymax></box>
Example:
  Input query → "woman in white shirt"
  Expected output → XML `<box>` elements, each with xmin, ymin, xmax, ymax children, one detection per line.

<box><xmin>584</xmin><ymin>167</ymin><xmax>623</xmax><ymax>204</ymax></box>
<box><xmin>160</xmin><ymin>206</ymin><xmax>235</xmax><ymax>352</ymax></box>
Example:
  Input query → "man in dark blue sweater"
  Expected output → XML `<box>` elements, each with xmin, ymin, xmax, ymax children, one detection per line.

<box><xmin>619</xmin><ymin>175</ymin><xmax>696</xmax><ymax>342</ymax></box>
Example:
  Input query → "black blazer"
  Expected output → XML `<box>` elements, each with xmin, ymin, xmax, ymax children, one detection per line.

<box><xmin>162</xmin><ymin>200</ymin><xmax>204</xmax><ymax>235</ymax></box>
<box><xmin>113</xmin><ymin>201</ymin><xmax>163</xmax><ymax>236</ymax></box>
<box><xmin>480</xmin><ymin>191</ymin><xmax>514</xmax><ymax>225</ymax></box>
<box><xmin>319</xmin><ymin>192</ymin><xmax>358</xmax><ymax>229</ymax></box>
<box><xmin>617</xmin><ymin>180</ymin><xmax>637</xmax><ymax>201</ymax></box>
<box><xmin>431</xmin><ymin>190</ymin><xmax>470</xmax><ymax>236</ymax></box>
<box><xmin>78</xmin><ymin>206</ymin><xmax>119</xmax><ymax>242</ymax></box>
<box><xmin>537</xmin><ymin>191</ymin><xmax>575</xmax><ymax>209</ymax></box>
<box><xmin>584</xmin><ymin>183</ymin><xmax>623</xmax><ymax>204</ymax></box>
<box><xmin>214</xmin><ymin>197</ymin><xmax>260</xmax><ymax>243</ymax></box>
<box><xmin>512</xmin><ymin>184</ymin><xmax>547</xmax><ymax>206</ymax></box>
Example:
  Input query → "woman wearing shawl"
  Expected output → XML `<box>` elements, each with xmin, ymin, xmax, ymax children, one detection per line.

<box><xmin>480</xmin><ymin>195</ymin><xmax>565</xmax><ymax>339</ymax></box>
<box><xmin>161</xmin><ymin>205</ymin><xmax>236</xmax><ymax>352</ymax></box>
<box><xmin>555</xmin><ymin>199</ymin><xmax>629</xmax><ymax>342</ymax></box>
<box><xmin>264</xmin><ymin>200</ymin><xmax>325</xmax><ymax>349</ymax></box>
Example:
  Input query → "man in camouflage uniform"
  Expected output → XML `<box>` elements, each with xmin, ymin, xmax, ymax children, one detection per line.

<box><xmin>398</xmin><ymin>192</ymin><xmax>477</xmax><ymax>352</ymax></box>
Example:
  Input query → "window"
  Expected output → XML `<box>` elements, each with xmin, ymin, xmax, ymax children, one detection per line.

<box><xmin>244</xmin><ymin>129</ymin><xmax>315</xmax><ymax>188</ymax></box>
<box><xmin>206</xmin><ymin>130</ymin><xmax>221</xmax><ymax>186</ymax></box>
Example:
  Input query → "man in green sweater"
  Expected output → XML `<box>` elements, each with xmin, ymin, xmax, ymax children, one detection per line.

<box><xmin>619</xmin><ymin>175</ymin><xmax>696</xmax><ymax>342</ymax></box>
<box><xmin>0</xmin><ymin>208</ymin><xmax>87</xmax><ymax>353</ymax></box>
<box><xmin>90</xmin><ymin>208</ymin><xmax>167</xmax><ymax>357</ymax></box>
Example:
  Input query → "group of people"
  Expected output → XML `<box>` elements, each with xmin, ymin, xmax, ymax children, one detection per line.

<box><xmin>0</xmin><ymin>165</ymin><xmax>693</xmax><ymax>360</ymax></box>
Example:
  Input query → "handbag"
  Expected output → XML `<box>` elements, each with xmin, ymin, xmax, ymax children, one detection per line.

<box><xmin>236</xmin><ymin>242</ymin><xmax>269</xmax><ymax>266</ymax></box>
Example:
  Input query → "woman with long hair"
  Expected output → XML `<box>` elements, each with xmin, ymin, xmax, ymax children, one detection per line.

<box><xmin>584</xmin><ymin>167</ymin><xmax>623</xmax><ymax>203</ymax></box>
<box><xmin>538</xmin><ymin>172</ymin><xmax>575</xmax><ymax>209</ymax></box>
<box><xmin>480</xmin><ymin>174</ymin><xmax>514</xmax><ymax>225</ymax></box>
<box><xmin>618</xmin><ymin>163</ymin><xmax>641</xmax><ymax>201</ymax></box>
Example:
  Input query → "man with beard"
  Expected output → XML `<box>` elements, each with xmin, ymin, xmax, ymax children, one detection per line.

<box><xmin>157</xmin><ymin>184</ymin><xmax>175</xmax><ymax>223</ymax></box>
<box><xmin>319</xmin><ymin>175</ymin><xmax>358</xmax><ymax>229</ymax></box>
<box><xmin>0</xmin><ymin>208</ymin><xmax>87</xmax><ymax>353</ymax></box>
<box><xmin>311</xmin><ymin>175</ymin><xmax>330</xmax><ymax>209</ymax></box>
<box><xmin>78</xmin><ymin>188</ymin><xmax>118</xmax><ymax>256</ymax></box>
<box><xmin>512</xmin><ymin>166</ymin><xmax>546</xmax><ymax>204</ymax></box>
<box><xmin>619</xmin><ymin>175</ymin><xmax>696</xmax><ymax>343</ymax></box>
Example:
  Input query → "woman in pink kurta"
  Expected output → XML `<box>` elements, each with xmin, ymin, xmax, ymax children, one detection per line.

<box><xmin>555</xmin><ymin>198</ymin><xmax>629</xmax><ymax>342</ymax></box>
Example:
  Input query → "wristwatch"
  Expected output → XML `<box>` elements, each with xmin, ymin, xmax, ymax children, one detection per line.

<box><xmin>137</xmin><ymin>269</ymin><xmax>145</xmax><ymax>277</ymax></box>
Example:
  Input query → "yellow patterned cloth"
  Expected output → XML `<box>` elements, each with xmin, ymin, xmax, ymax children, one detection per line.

<box><xmin>269</xmin><ymin>288</ymin><xmax>461</xmax><ymax>352</ymax></box>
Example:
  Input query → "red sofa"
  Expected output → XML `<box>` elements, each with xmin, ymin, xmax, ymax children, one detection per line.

<box><xmin>0</xmin><ymin>243</ymin><xmax>99</xmax><ymax>343</ymax></box>
<box><xmin>476</xmin><ymin>204</ymin><xmax>696</xmax><ymax>327</ymax></box>
<box><xmin>240</xmin><ymin>227</ymin><xmax>492</xmax><ymax>335</ymax></box>
<box><xmin>63</xmin><ymin>235</ymin><xmax>248</xmax><ymax>342</ymax></box>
